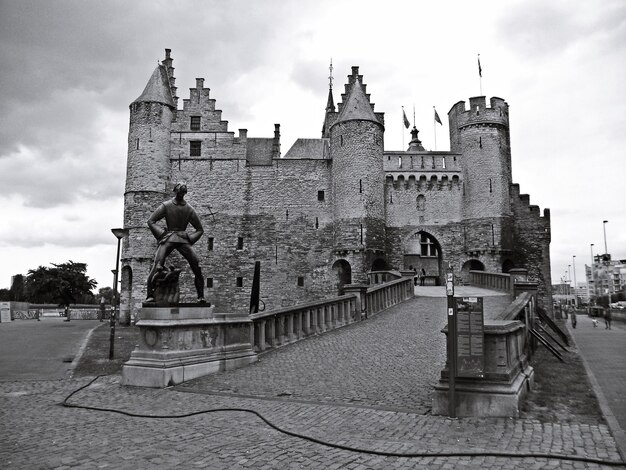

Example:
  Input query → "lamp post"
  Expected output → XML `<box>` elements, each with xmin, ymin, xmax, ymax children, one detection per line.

<box><xmin>567</xmin><ymin>265</ymin><xmax>571</xmax><ymax>302</ymax></box>
<box><xmin>110</xmin><ymin>228</ymin><xmax>129</xmax><ymax>360</ymax></box>
<box><xmin>590</xmin><ymin>244</ymin><xmax>595</xmax><ymax>304</ymax></box>
<box><xmin>603</xmin><ymin>220</ymin><xmax>609</xmax><ymax>257</ymax></box>
<box><xmin>572</xmin><ymin>255</ymin><xmax>577</xmax><ymax>308</ymax></box>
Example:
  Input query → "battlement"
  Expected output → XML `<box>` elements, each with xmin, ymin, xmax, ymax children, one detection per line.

<box><xmin>510</xmin><ymin>183</ymin><xmax>551</xmax><ymax>223</ymax></box>
<box><xmin>449</xmin><ymin>96</ymin><xmax>509</xmax><ymax>130</ymax></box>
<box><xmin>385</xmin><ymin>173</ymin><xmax>461</xmax><ymax>190</ymax></box>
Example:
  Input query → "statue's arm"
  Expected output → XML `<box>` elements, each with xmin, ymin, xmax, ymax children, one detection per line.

<box><xmin>147</xmin><ymin>204</ymin><xmax>167</xmax><ymax>240</ymax></box>
<box><xmin>187</xmin><ymin>210</ymin><xmax>204</xmax><ymax>245</ymax></box>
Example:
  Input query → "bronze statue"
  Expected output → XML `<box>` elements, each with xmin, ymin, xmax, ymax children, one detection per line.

<box><xmin>146</xmin><ymin>182</ymin><xmax>205</xmax><ymax>303</ymax></box>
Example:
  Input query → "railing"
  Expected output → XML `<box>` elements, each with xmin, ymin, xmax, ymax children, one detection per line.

<box><xmin>250</xmin><ymin>275</ymin><xmax>415</xmax><ymax>353</ymax></box>
<box><xmin>368</xmin><ymin>270</ymin><xmax>403</xmax><ymax>285</ymax></box>
<box><xmin>364</xmin><ymin>276</ymin><xmax>414</xmax><ymax>317</ymax></box>
<box><xmin>250</xmin><ymin>295</ymin><xmax>358</xmax><ymax>352</ymax></box>
<box><xmin>469</xmin><ymin>270</ymin><xmax>511</xmax><ymax>293</ymax></box>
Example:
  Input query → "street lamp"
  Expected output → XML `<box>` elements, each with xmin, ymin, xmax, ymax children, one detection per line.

<box><xmin>603</xmin><ymin>220</ymin><xmax>609</xmax><ymax>257</ymax></box>
<box><xmin>572</xmin><ymin>255</ymin><xmax>577</xmax><ymax>308</ymax></box>
<box><xmin>590</xmin><ymin>244</ymin><xmax>595</xmax><ymax>304</ymax></box>
<box><xmin>110</xmin><ymin>228</ymin><xmax>129</xmax><ymax>360</ymax></box>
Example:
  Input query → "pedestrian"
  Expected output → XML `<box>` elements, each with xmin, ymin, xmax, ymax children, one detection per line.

<box><xmin>571</xmin><ymin>310</ymin><xmax>576</xmax><ymax>328</ymax></box>
<box><xmin>605</xmin><ymin>307</ymin><xmax>612</xmax><ymax>330</ymax></box>
<box><xmin>420</xmin><ymin>268</ymin><xmax>426</xmax><ymax>286</ymax></box>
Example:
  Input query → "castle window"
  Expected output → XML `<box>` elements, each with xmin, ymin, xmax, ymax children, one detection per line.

<box><xmin>136</xmin><ymin>138</ymin><xmax>139</xmax><ymax>150</ymax></box>
<box><xmin>489</xmin><ymin>178</ymin><xmax>493</xmax><ymax>193</ymax></box>
<box><xmin>359</xmin><ymin>179</ymin><xmax>362</xmax><ymax>193</ymax></box>
<box><xmin>340</xmin><ymin>135</ymin><xmax>344</xmax><ymax>146</ymax></box>
<box><xmin>237</xmin><ymin>237</ymin><xmax>244</xmax><ymax>250</ymax></box>
<box><xmin>416</xmin><ymin>195</ymin><xmax>425</xmax><ymax>211</ymax></box>
<box><xmin>318</xmin><ymin>190</ymin><xmax>325</xmax><ymax>201</ymax></box>
<box><xmin>297</xmin><ymin>276</ymin><xmax>304</xmax><ymax>287</ymax></box>
<box><xmin>420</xmin><ymin>233</ymin><xmax>438</xmax><ymax>257</ymax></box>
<box><xmin>442</xmin><ymin>156</ymin><xmax>446</xmax><ymax>169</ymax></box>
<box><xmin>431</xmin><ymin>156</ymin><xmax>436</xmax><ymax>169</ymax></box>
<box><xmin>190</xmin><ymin>140</ymin><xmax>201</xmax><ymax>157</ymax></box>
<box><xmin>208</xmin><ymin>237</ymin><xmax>214</xmax><ymax>251</ymax></box>
<box><xmin>207</xmin><ymin>278</ymin><xmax>213</xmax><ymax>288</ymax></box>
<box><xmin>190</xmin><ymin>116</ymin><xmax>201</xmax><ymax>131</ymax></box>
<box><xmin>315</xmin><ymin>217</ymin><xmax>319</xmax><ymax>229</ymax></box>
<box><xmin>398</xmin><ymin>157</ymin><xmax>402</xmax><ymax>168</ymax></box>
<box><xmin>420</xmin><ymin>156</ymin><xmax>424</xmax><ymax>169</ymax></box>
<box><xmin>236</xmin><ymin>277</ymin><xmax>243</xmax><ymax>287</ymax></box>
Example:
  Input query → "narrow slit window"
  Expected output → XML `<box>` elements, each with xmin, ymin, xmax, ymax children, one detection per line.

<box><xmin>236</xmin><ymin>277</ymin><xmax>243</xmax><ymax>287</ymax></box>
<box><xmin>297</xmin><ymin>276</ymin><xmax>304</xmax><ymax>287</ymax></box>
<box><xmin>207</xmin><ymin>278</ymin><xmax>213</xmax><ymax>288</ymax></box>
<box><xmin>237</xmin><ymin>237</ymin><xmax>244</xmax><ymax>250</ymax></box>
<box><xmin>359</xmin><ymin>179</ymin><xmax>362</xmax><ymax>193</ymax></box>
<box><xmin>208</xmin><ymin>237</ymin><xmax>214</xmax><ymax>251</ymax></box>
<box><xmin>317</xmin><ymin>190</ymin><xmax>325</xmax><ymax>202</ymax></box>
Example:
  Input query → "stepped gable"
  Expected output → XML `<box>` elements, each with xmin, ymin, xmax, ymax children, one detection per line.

<box><xmin>132</xmin><ymin>64</ymin><xmax>175</xmax><ymax>108</ymax></box>
<box><xmin>334</xmin><ymin>73</ymin><xmax>379</xmax><ymax>125</ymax></box>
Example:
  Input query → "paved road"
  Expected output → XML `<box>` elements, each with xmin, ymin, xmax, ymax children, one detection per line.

<box><xmin>568</xmin><ymin>312</ymin><xmax>626</xmax><ymax>461</ymax></box>
<box><xmin>1</xmin><ymin>296</ymin><xmax>624</xmax><ymax>469</ymax></box>
<box><xmin>0</xmin><ymin>318</ymin><xmax>100</xmax><ymax>380</ymax></box>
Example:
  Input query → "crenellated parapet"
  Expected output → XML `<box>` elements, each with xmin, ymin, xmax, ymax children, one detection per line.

<box><xmin>449</xmin><ymin>96</ymin><xmax>509</xmax><ymax>131</ymax></box>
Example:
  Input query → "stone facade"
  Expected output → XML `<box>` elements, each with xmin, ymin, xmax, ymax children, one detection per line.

<box><xmin>120</xmin><ymin>49</ymin><xmax>552</xmax><ymax>320</ymax></box>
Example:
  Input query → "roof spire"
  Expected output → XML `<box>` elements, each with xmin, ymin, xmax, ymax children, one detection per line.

<box><xmin>325</xmin><ymin>58</ymin><xmax>336</xmax><ymax>115</ymax></box>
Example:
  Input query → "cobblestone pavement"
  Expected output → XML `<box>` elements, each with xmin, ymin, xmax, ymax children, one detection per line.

<box><xmin>1</xmin><ymin>296</ymin><xmax>624</xmax><ymax>469</ymax></box>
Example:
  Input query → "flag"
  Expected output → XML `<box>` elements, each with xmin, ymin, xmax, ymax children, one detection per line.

<box><xmin>434</xmin><ymin>108</ymin><xmax>442</xmax><ymax>125</ymax></box>
<box><xmin>402</xmin><ymin>108</ymin><xmax>410</xmax><ymax>128</ymax></box>
<box><xmin>478</xmin><ymin>55</ymin><xmax>482</xmax><ymax>77</ymax></box>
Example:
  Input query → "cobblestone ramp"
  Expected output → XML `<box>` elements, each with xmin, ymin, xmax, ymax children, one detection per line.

<box><xmin>178</xmin><ymin>296</ymin><xmax>448</xmax><ymax>413</ymax></box>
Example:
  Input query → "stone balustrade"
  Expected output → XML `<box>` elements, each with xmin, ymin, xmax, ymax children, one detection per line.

<box><xmin>250</xmin><ymin>275</ymin><xmax>414</xmax><ymax>353</ymax></box>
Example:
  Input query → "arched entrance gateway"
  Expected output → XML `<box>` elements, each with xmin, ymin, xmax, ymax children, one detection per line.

<box><xmin>332</xmin><ymin>260</ymin><xmax>352</xmax><ymax>295</ymax></box>
<box><xmin>404</xmin><ymin>231</ymin><xmax>442</xmax><ymax>285</ymax></box>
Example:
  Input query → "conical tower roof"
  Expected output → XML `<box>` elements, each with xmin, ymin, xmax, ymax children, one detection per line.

<box><xmin>335</xmin><ymin>78</ymin><xmax>379</xmax><ymax>125</ymax></box>
<box><xmin>132</xmin><ymin>64</ymin><xmax>175</xmax><ymax>108</ymax></box>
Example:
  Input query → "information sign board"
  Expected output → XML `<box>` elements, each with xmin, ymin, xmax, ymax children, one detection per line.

<box><xmin>455</xmin><ymin>297</ymin><xmax>484</xmax><ymax>377</ymax></box>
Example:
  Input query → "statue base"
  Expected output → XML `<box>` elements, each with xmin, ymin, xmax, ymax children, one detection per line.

<box><xmin>122</xmin><ymin>305</ymin><xmax>257</xmax><ymax>388</ymax></box>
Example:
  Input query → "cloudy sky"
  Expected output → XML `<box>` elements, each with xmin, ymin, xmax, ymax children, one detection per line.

<box><xmin>1</xmin><ymin>0</ymin><xmax>624</xmax><ymax>292</ymax></box>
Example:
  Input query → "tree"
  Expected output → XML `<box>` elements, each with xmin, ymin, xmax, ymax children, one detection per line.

<box><xmin>96</xmin><ymin>286</ymin><xmax>115</xmax><ymax>305</ymax></box>
<box><xmin>0</xmin><ymin>289</ymin><xmax>11</xmax><ymax>301</ymax></box>
<box><xmin>24</xmin><ymin>261</ymin><xmax>97</xmax><ymax>305</ymax></box>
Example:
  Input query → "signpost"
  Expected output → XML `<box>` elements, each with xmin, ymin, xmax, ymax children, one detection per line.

<box><xmin>446</xmin><ymin>267</ymin><xmax>456</xmax><ymax>418</ymax></box>
<box><xmin>446</xmin><ymin>266</ymin><xmax>485</xmax><ymax>417</ymax></box>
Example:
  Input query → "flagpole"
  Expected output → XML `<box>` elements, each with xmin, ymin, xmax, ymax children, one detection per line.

<box><xmin>478</xmin><ymin>53</ymin><xmax>483</xmax><ymax>96</ymax></box>
<box><xmin>401</xmin><ymin>106</ymin><xmax>405</xmax><ymax>150</ymax></box>
<box><xmin>433</xmin><ymin>106</ymin><xmax>437</xmax><ymax>151</ymax></box>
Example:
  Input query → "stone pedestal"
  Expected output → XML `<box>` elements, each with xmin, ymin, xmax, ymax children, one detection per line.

<box><xmin>122</xmin><ymin>305</ymin><xmax>257</xmax><ymax>388</ymax></box>
<box><xmin>432</xmin><ymin>320</ymin><xmax>534</xmax><ymax>417</ymax></box>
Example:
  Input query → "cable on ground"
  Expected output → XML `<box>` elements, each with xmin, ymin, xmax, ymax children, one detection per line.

<box><xmin>62</xmin><ymin>375</ymin><xmax>626</xmax><ymax>467</ymax></box>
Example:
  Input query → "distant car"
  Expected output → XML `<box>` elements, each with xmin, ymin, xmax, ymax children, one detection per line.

<box><xmin>610</xmin><ymin>302</ymin><xmax>626</xmax><ymax>310</ymax></box>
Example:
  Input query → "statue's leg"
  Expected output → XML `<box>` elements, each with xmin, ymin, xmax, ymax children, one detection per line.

<box><xmin>177</xmin><ymin>245</ymin><xmax>205</xmax><ymax>300</ymax></box>
<box><xmin>146</xmin><ymin>243</ymin><xmax>176</xmax><ymax>300</ymax></box>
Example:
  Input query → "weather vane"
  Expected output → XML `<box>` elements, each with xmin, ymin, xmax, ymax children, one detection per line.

<box><xmin>328</xmin><ymin>58</ymin><xmax>333</xmax><ymax>90</ymax></box>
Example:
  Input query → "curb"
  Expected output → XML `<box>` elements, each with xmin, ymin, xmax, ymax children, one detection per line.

<box><xmin>67</xmin><ymin>322</ymin><xmax>103</xmax><ymax>379</ymax></box>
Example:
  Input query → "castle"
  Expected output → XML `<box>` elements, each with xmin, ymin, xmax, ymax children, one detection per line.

<box><xmin>120</xmin><ymin>49</ymin><xmax>552</xmax><ymax>320</ymax></box>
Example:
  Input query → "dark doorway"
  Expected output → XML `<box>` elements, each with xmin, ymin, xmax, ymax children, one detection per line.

<box><xmin>332</xmin><ymin>260</ymin><xmax>352</xmax><ymax>295</ymax></box>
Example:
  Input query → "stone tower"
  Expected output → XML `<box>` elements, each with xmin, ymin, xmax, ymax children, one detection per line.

<box><xmin>448</xmin><ymin>96</ymin><xmax>514</xmax><ymax>270</ymax></box>
<box><xmin>120</xmin><ymin>51</ymin><xmax>177</xmax><ymax>322</ymax></box>
<box><xmin>329</xmin><ymin>67</ymin><xmax>386</xmax><ymax>281</ymax></box>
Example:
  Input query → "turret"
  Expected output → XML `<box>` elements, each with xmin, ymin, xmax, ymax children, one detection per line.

<box><xmin>121</xmin><ymin>50</ymin><xmax>176</xmax><ymax>320</ymax></box>
<box><xmin>330</xmin><ymin>67</ymin><xmax>385</xmax><ymax>279</ymax></box>
<box><xmin>448</xmin><ymin>96</ymin><xmax>512</xmax><ymax>220</ymax></box>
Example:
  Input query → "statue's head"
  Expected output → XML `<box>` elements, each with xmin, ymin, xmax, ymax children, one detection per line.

<box><xmin>173</xmin><ymin>182</ymin><xmax>187</xmax><ymax>196</ymax></box>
